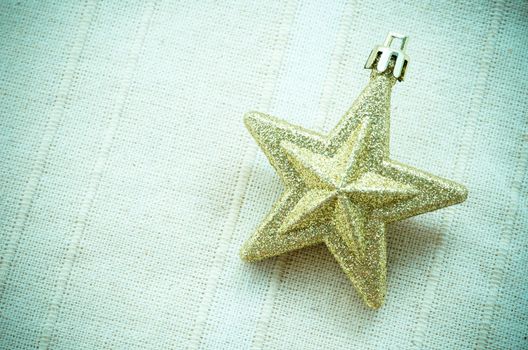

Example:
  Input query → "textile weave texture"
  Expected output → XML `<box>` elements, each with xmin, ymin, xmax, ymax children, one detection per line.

<box><xmin>0</xmin><ymin>1</ymin><xmax>527</xmax><ymax>349</ymax></box>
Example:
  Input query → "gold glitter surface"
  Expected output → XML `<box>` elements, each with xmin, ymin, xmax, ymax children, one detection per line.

<box><xmin>240</xmin><ymin>69</ymin><xmax>467</xmax><ymax>309</ymax></box>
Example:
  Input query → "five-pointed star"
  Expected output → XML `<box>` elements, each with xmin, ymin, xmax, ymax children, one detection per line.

<box><xmin>240</xmin><ymin>74</ymin><xmax>467</xmax><ymax>308</ymax></box>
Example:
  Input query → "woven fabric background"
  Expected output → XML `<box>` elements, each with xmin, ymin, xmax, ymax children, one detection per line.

<box><xmin>1</xmin><ymin>0</ymin><xmax>527</xmax><ymax>349</ymax></box>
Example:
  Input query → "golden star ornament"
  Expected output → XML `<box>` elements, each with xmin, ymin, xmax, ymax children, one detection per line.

<box><xmin>240</xmin><ymin>33</ymin><xmax>467</xmax><ymax>308</ymax></box>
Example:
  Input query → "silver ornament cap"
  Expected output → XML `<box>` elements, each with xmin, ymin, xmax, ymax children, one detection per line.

<box><xmin>365</xmin><ymin>32</ymin><xmax>409</xmax><ymax>81</ymax></box>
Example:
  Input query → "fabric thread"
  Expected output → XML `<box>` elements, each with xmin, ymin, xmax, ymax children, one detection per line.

<box><xmin>186</xmin><ymin>1</ymin><xmax>299</xmax><ymax>348</ymax></box>
<box><xmin>37</xmin><ymin>1</ymin><xmax>155</xmax><ymax>348</ymax></box>
<box><xmin>0</xmin><ymin>0</ymin><xmax>97</xmax><ymax>299</ymax></box>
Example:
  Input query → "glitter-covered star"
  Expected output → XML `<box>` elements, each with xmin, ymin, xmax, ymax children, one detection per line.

<box><xmin>240</xmin><ymin>34</ymin><xmax>467</xmax><ymax>309</ymax></box>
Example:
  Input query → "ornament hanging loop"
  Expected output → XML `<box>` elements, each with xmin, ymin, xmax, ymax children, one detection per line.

<box><xmin>365</xmin><ymin>32</ymin><xmax>409</xmax><ymax>81</ymax></box>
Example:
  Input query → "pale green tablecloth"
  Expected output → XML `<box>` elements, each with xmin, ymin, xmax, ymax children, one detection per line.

<box><xmin>1</xmin><ymin>1</ymin><xmax>526</xmax><ymax>349</ymax></box>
